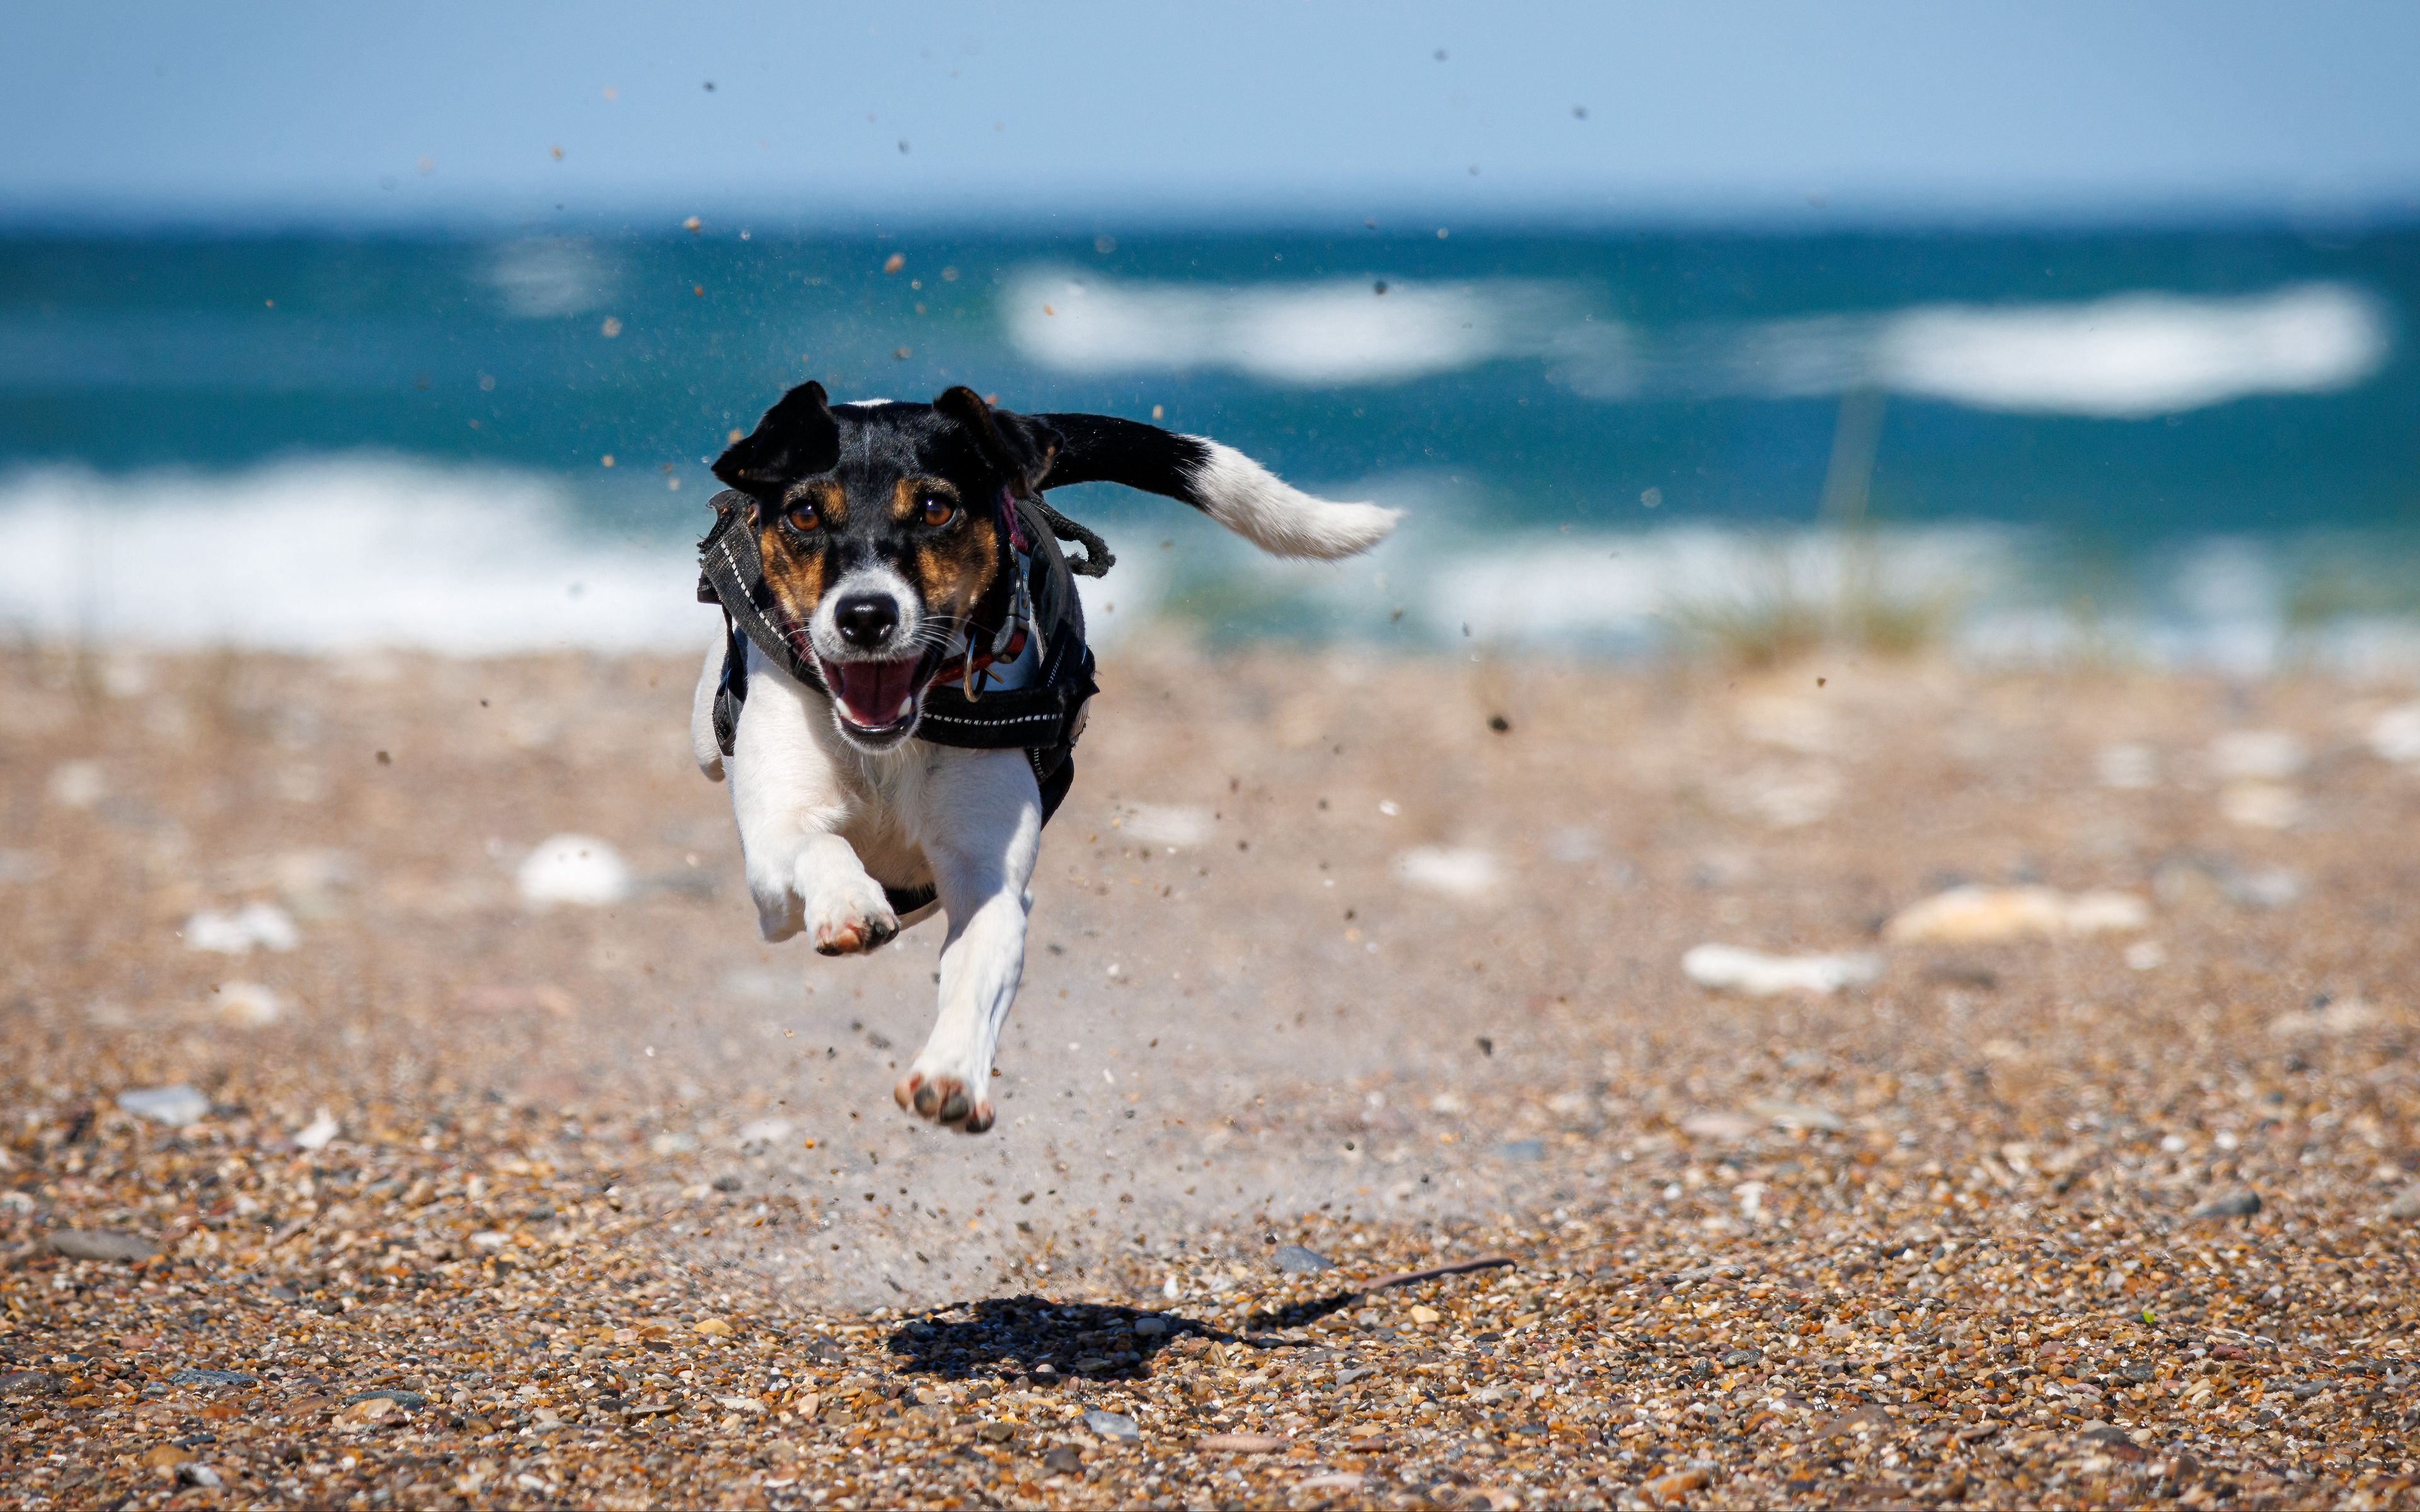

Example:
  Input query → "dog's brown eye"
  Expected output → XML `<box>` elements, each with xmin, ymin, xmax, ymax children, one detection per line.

<box><xmin>785</xmin><ymin>503</ymin><xmax>820</xmax><ymax>532</ymax></box>
<box><xmin>920</xmin><ymin>496</ymin><xmax>955</xmax><ymax>527</ymax></box>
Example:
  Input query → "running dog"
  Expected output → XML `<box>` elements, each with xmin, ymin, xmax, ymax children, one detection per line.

<box><xmin>691</xmin><ymin>382</ymin><xmax>1397</xmax><ymax>1132</ymax></box>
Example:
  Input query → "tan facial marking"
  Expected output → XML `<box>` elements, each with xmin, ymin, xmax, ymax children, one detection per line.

<box><xmin>916</xmin><ymin>514</ymin><xmax>1000</xmax><ymax>621</ymax></box>
<box><xmin>891</xmin><ymin>477</ymin><xmax>958</xmax><ymax>522</ymax></box>
<box><xmin>884</xmin><ymin>478</ymin><xmax>994</xmax><ymax>619</ymax></box>
<box><xmin>792</xmin><ymin>479</ymin><xmax>848</xmax><ymax>530</ymax></box>
<box><xmin>756</xmin><ymin>481</ymin><xmax>840</xmax><ymax>628</ymax></box>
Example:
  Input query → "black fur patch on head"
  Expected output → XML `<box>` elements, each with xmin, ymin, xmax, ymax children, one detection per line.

<box><xmin>715</xmin><ymin>381</ymin><xmax>841</xmax><ymax>503</ymax></box>
<box><xmin>712</xmin><ymin>386</ymin><xmax>1080</xmax><ymax>641</ymax></box>
<box><xmin>933</xmin><ymin>386</ymin><xmax>1061</xmax><ymax>498</ymax></box>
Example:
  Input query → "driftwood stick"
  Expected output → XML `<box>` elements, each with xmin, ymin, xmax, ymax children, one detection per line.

<box><xmin>1359</xmin><ymin>1255</ymin><xmax>1516</xmax><ymax>1293</ymax></box>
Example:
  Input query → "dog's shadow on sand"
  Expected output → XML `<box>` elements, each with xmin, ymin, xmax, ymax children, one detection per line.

<box><xmin>887</xmin><ymin>1263</ymin><xmax>1511</xmax><ymax>1380</ymax></box>
<box><xmin>885</xmin><ymin>1294</ymin><xmax>1318</xmax><ymax>1382</ymax></box>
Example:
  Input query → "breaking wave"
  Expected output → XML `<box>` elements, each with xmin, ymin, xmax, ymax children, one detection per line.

<box><xmin>0</xmin><ymin>457</ymin><xmax>1167</xmax><ymax>656</ymax></box>
<box><xmin>3</xmin><ymin>457</ymin><xmax>2416</xmax><ymax>676</ymax></box>
<box><xmin>1004</xmin><ymin>268</ymin><xmax>1596</xmax><ymax>387</ymax></box>
<box><xmin>0</xmin><ymin>458</ymin><xmax>710</xmax><ymax>655</ymax></box>
<box><xmin>1006</xmin><ymin>271</ymin><xmax>2389</xmax><ymax>417</ymax></box>
<box><xmin>1865</xmin><ymin>284</ymin><xmax>2388</xmax><ymax>418</ymax></box>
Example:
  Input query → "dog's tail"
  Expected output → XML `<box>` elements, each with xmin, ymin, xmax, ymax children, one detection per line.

<box><xmin>1034</xmin><ymin>412</ymin><xmax>1399</xmax><ymax>561</ymax></box>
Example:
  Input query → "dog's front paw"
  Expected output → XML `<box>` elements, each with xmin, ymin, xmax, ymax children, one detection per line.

<box><xmin>807</xmin><ymin>875</ymin><xmax>899</xmax><ymax>956</ymax></box>
<box><xmin>893</xmin><ymin>1061</ymin><xmax>994</xmax><ymax>1134</ymax></box>
<box><xmin>751</xmin><ymin>879</ymin><xmax>804</xmax><ymax>943</ymax></box>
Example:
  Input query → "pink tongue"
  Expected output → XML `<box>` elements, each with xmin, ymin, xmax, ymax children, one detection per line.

<box><xmin>827</xmin><ymin>658</ymin><xmax>921</xmax><ymax>728</ymax></box>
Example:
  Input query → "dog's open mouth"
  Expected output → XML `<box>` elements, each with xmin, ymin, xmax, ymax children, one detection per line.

<box><xmin>815</xmin><ymin>646</ymin><xmax>945</xmax><ymax>743</ymax></box>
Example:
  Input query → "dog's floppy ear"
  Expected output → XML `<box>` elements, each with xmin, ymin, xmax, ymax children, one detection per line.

<box><xmin>932</xmin><ymin>386</ymin><xmax>1061</xmax><ymax>497</ymax></box>
<box><xmin>713</xmin><ymin>381</ymin><xmax>841</xmax><ymax>501</ymax></box>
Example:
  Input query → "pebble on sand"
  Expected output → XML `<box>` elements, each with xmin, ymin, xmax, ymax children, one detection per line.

<box><xmin>1747</xmin><ymin>1097</ymin><xmax>1845</xmax><ymax>1131</ymax></box>
<box><xmin>2267</xmin><ymin>998</ymin><xmax>2381</xmax><ymax>1038</ymax></box>
<box><xmin>2152</xmin><ymin>855</ymin><xmax>2307</xmax><ymax>912</ymax></box>
<box><xmin>1393</xmin><ymin>845</ymin><xmax>1501</xmax><ymax>899</ymax></box>
<box><xmin>292</xmin><ymin>1108</ymin><xmax>342</xmax><ymax>1150</ymax></box>
<box><xmin>1682</xmin><ymin>943</ymin><xmax>1881</xmax><ymax>996</ymax></box>
<box><xmin>342</xmin><ymin>1389</ymin><xmax>429</xmax><ymax>1409</ymax></box>
<box><xmin>1083</xmin><ymin>1408</ymin><xmax>1141</xmax><ymax>1441</ymax></box>
<box><xmin>1270</xmin><ymin>1244</ymin><xmax>1333</xmax><ymax>1274</ymax></box>
<box><xmin>50</xmin><ymin>1229</ymin><xmax>164</xmax><ymax>1263</ymax></box>
<box><xmin>2368</xmin><ymin>701</ymin><xmax>2420</xmax><ymax>763</ymax></box>
<box><xmin>1645</xmin><ymin>1467</ymin><xmax>1714</xmax><ymax>1500</ymax></box>
<box><xmin>1883</xmin><ymin>883</ymin><xmax>2148</xmax><ymax>943</ymax></box>
<box><xmin>2220</xmin><ymin>780</ymin><xmax>2305</xmax><ymax>830</ymax></box>
<box><xmin>2095</xmin><ymin>742</ymin><xmax>2159</xmax><ymax>789</ymax></box>
<box><xmin>516</xmin><ymin>833</ymin><xmax>633</xmax><ymax>908</ymax></box>
<box><xmin>1297</xmin><ymin>1474</ymin><xmax>1366</xmax><ymax>1494</ymax></box>
<box><xmin>183</xmin><ymin>902</ymin><xmax>300</xmax><ymax>954</ymax></box>
<box><xmin>214</xmin><ymin>980</ymin><xmax>285</xmax><ymax>1027</ymax></box>
<box><xmin>2209</xmin><ymin>729</ymin><xmax>2308</xmax><ymax>780</ymax></box>
<box><xmin>2191</xmin><ymin>1190</ymin><xmax>2263</xmax><ymax>1220</ymax></box>
<box><xmin>1197</xmin><ymin>1432</ymin><xmax>1288</xmax><ymax>1453</ymax></box>
<box><xmin>1680</xmin><ymin>1111</ymin><xmax>1759</xmax><ymax>1142</ymax></box>
<box><xmin>1115</xmin><ymin>803</ymin><xmax>1213</xmax><ymax>848</ymax></box>
<box><xmin>46</xmin><ymin>759</ymin><xmax>107</xmax><ymax>808</ymax></box>
<box><xmin>117</xmin><ymin>1084</ymin><xmax>210</xmax><ymax>1126</ymax></box>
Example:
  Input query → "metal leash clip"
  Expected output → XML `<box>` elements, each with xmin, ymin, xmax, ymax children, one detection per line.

<box><xmin>1006</xmin><ymin>563</ymin><xmax>1044</xmax><ymax>667</ymax></box>
<box><xmin>964</xmin><ymin>564</ymin><xmax>1036</xmax><ymax>704</ymax></box>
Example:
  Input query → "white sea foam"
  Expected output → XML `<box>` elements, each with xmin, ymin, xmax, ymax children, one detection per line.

<box><xmin>485</xmin><ymin>238</ymin><xmax>618</xmax><ymax>319</ymax></box>
<box><xmin>1005</xmin><ymin>269</ymin><xmax>1587</xmax><ymax>386</ymax></box>
<box><xmin>3</xmin><ymin>457</ymin><xmax>2415</xmax><ymax>675</ymax></box>
<box><xmin>1005</xmin><ymin>269</ymin><xmax>2387</xmax><ymax>417</ymax></box>
<box><xmin>0</xmin><ymin>457</ymin><xmax>1170</xmax><ymax>656</ymax></box>
<box><xmin>1870</xmin><ymin>284</ymin><xmax>2387</xmax><ymax>418</ymax></box>
<box><xmin>0</xmin><ymin>457</ymin><xmax>711</xmax><ymax>653</ymax></box>
<box><xmin>1425</xmin><ymin>525</ymin><xmax>2016</xmax><ymax>649</ymax></box>
<box><xmin>1122</xmin><ymin>507</ymin><xmax>2420</xmax><ymax>674</ymax></box>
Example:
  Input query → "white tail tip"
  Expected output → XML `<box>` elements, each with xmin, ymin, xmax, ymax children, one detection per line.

<box><xmin>1184</xmin><ymin>440</ymin><xmax>1400</xmax><ymax>561</ymax></box>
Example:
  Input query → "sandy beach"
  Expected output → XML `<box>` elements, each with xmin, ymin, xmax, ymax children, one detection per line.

<box><xmin>6</xmin><ymin>638</ymin><xmax>2419</xmax><ymax>1509</ymax></box>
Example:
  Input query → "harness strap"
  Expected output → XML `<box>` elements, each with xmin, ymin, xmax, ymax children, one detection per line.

<box><xmin>696</xmin><ymin>495</ymin><xmax>1099</xmax><ymax>821</ymax></box>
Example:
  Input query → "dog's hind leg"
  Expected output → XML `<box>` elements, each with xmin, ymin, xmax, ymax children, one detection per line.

<box><xmin>689</xmin><ymin>631</ymin><xmax>728</xmax><ymax>781</ymax></box>
<box><xmin>894</xmin><ymin>747</ymin><xmax>1042</xmax><ymax>1133</ymax></box>
<box><xmin>727</xmin><ymin>647</ymin><xmax>899</xmax><ymax>953</ymax></box>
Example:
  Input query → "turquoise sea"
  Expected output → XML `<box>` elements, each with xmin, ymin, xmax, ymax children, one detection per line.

<box><xmin>3</xmin><ymin>222</ymin><xmax>2416</xmax><ymax>665</ymax></box>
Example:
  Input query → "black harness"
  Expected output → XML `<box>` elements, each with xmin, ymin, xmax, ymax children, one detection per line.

<box><xmin>695</xmin><ymin>488</ymin><xmax>1103</xmax><ymax>841</ymax></box>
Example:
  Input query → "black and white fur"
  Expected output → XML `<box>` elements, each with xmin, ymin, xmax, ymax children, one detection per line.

<box><xmin>693</xmin><ymin>392</ymin><xmax>1397</xmax><ymax>1133</ymax></box>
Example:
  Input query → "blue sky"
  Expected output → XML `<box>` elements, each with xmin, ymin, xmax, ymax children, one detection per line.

<box><xmin>6</xmin><ymin>0</ymin><xmax>2418</xmax><ymax>226</ymax></box>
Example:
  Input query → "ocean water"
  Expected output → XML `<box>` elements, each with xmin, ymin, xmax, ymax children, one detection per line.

<box><xmin>3</xmin><ymin>223</ymin><xmax>2416</xmax><ymax>667</ymax></box>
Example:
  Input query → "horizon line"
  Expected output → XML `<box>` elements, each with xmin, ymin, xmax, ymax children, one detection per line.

<box><xmin>4</xmin><ymin>187</ymin><xmax>2417</xmax><ymax>241</ymax></box>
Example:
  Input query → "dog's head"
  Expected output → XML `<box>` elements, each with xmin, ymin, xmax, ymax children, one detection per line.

<box><xmin>712</xmin><ymin>383</ymin><xmax>1059</xmax><ymax>752</ymax></box>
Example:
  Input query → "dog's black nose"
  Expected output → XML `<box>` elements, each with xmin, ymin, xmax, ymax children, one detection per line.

<box><xmin>833</xmin><ymin>593</ymin><xmax>899</xmax><ymax>648</ymax></box>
